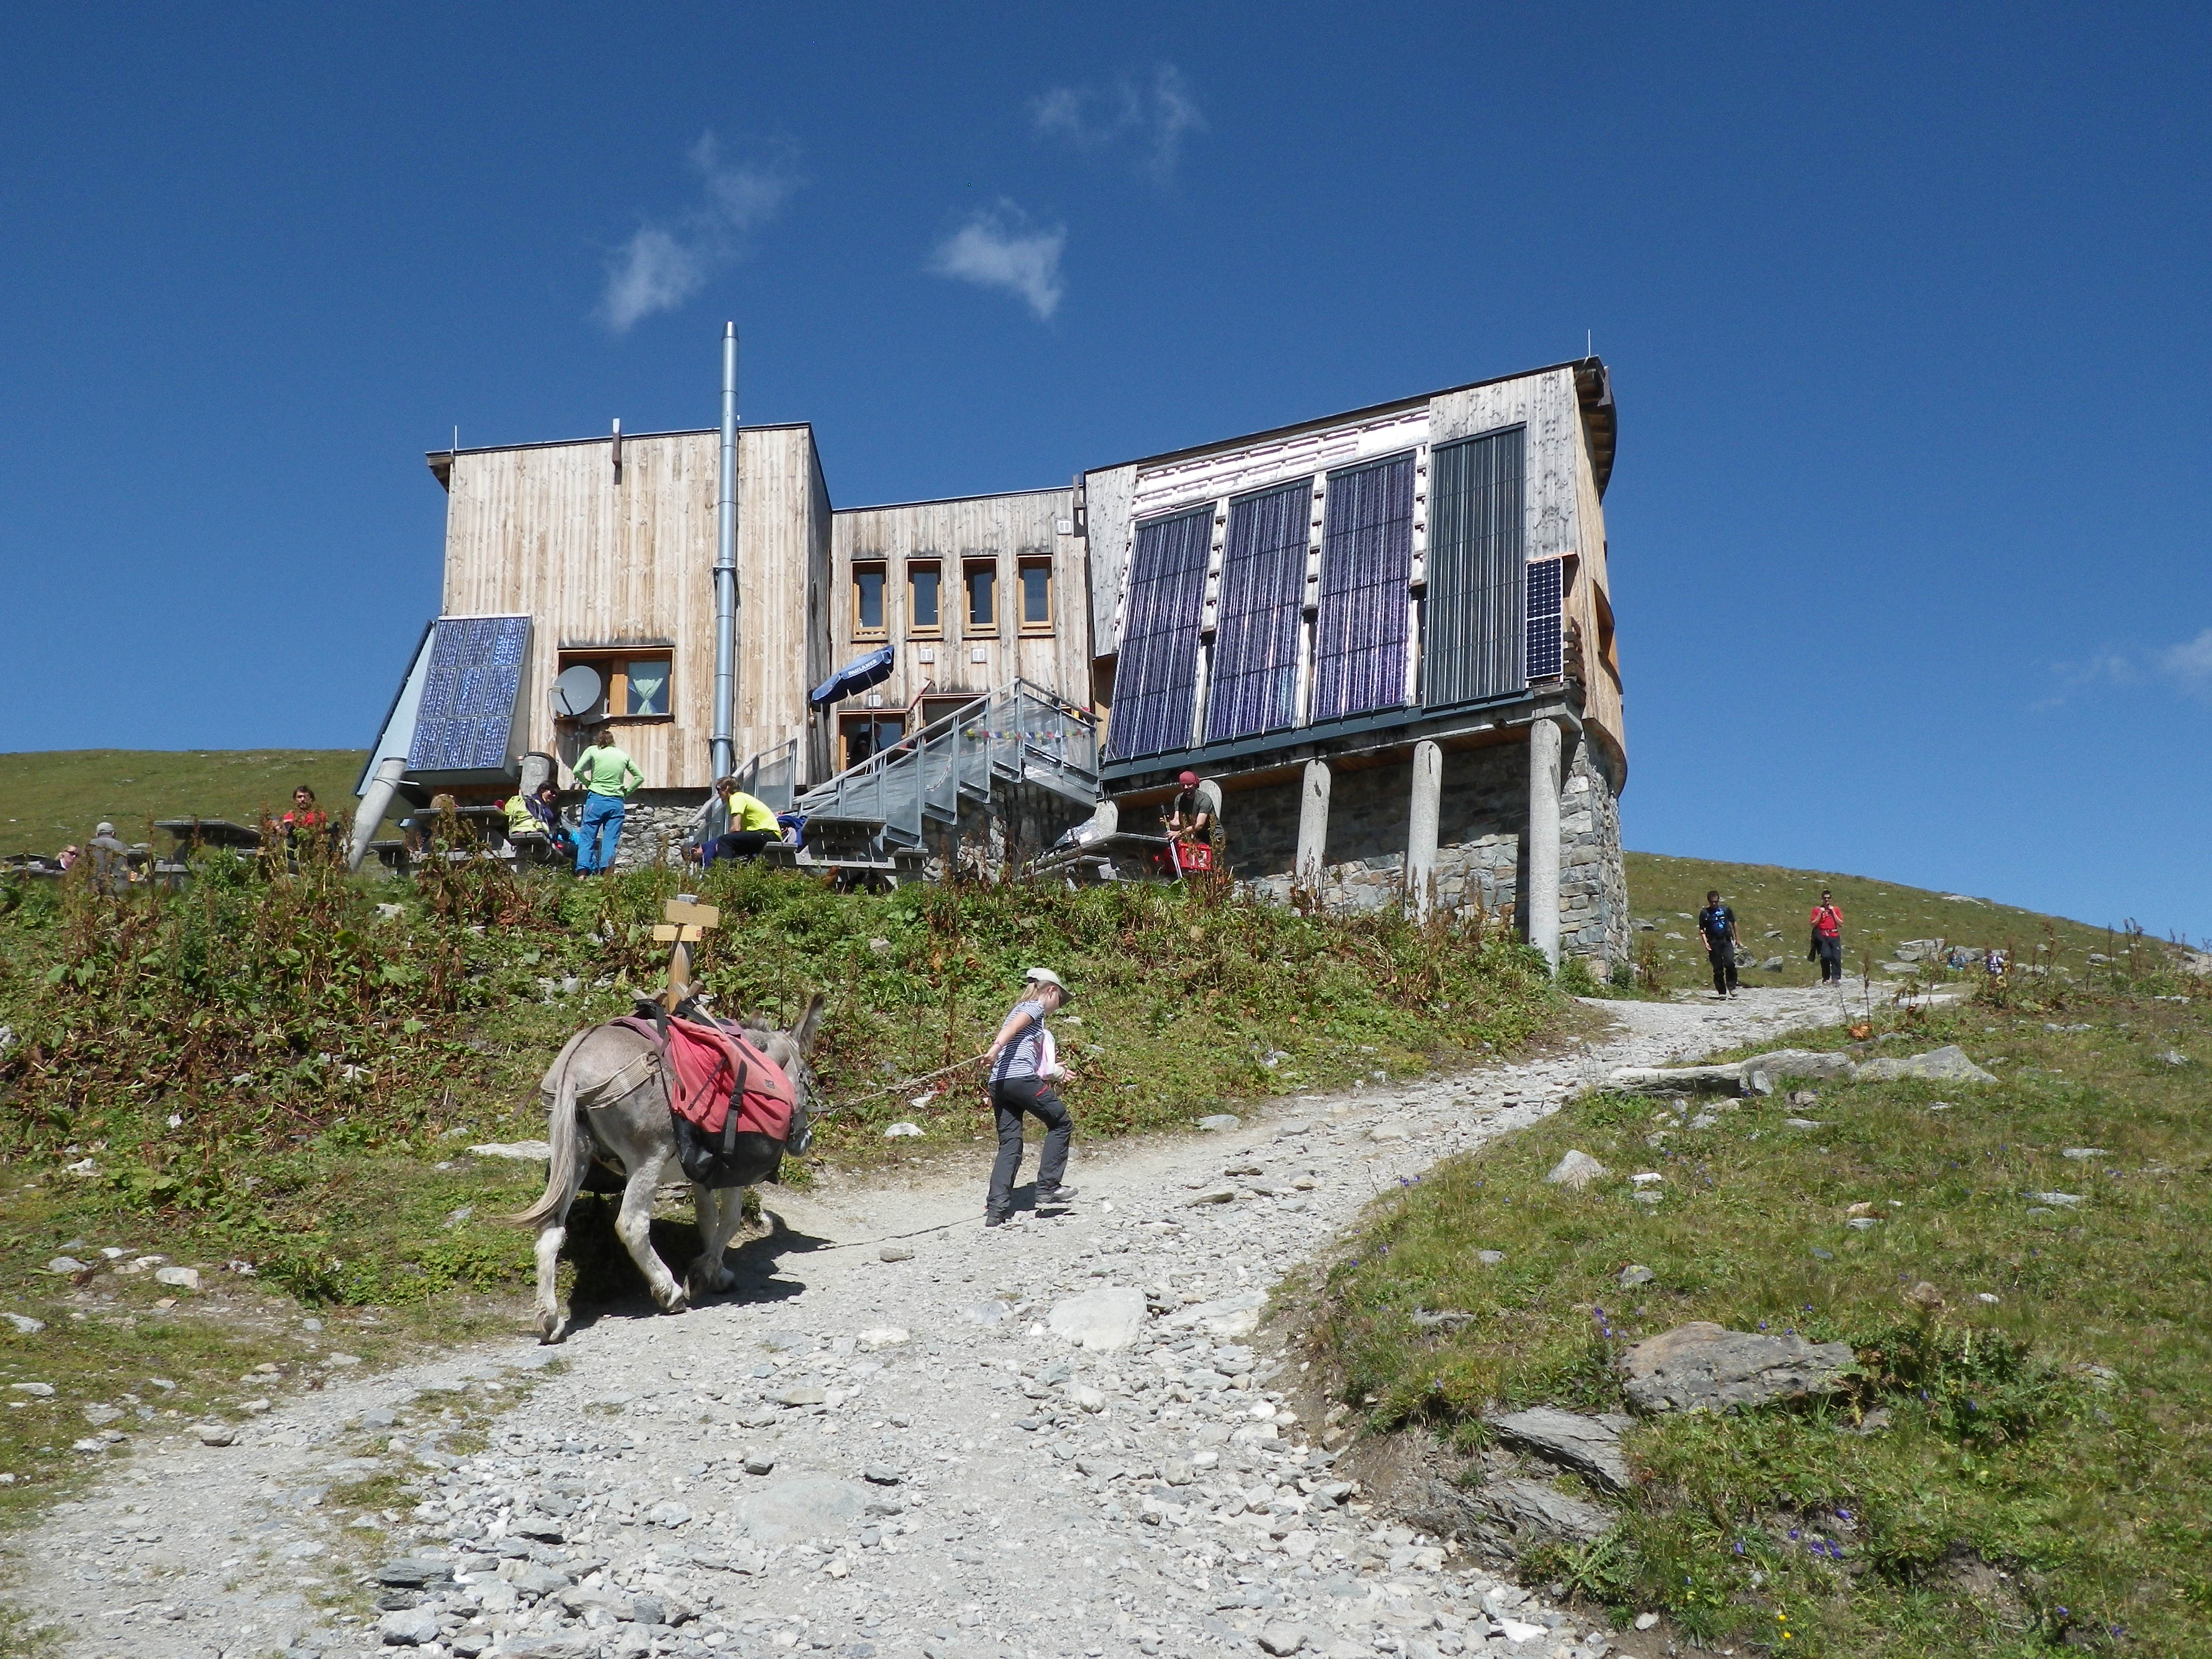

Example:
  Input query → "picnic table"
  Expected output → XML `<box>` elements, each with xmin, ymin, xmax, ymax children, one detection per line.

<box><xmin>153</xmin><ymin>818</ymin><xmax>264</xmax><ymax>852</ymax></box>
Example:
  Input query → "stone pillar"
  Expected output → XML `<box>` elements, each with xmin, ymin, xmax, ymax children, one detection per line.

<box><xmin>1406</xmin><ymin>741</ymin><xmax>1441</xmax><ymax>919</ymax></box>
<box><xmin>1527</xmin><ymin>719</ymin><xmax>1562</xmax><ymax>967</ymax></box>
<box><xmin>1295</xmin><ymin>760</ymin><xmax>1331</xmax><ymax>894</ymax></box>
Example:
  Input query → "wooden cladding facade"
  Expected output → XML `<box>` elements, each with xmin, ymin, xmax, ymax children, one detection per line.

<box><xmin>435</xmin><ymin>426</ymin><xmax>831</xmax><ymax>791</ymax></box>
<box><xmin>828</xmin><ymin>487</ymin><xmax>1090</xmax><ymax>717</ymax></box>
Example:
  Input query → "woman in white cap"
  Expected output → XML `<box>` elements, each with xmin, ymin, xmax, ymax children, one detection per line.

<box><xmin>981</xmin><ymin>967</ymin><xmax>1077</xmax><ymax>1226</ymax></box>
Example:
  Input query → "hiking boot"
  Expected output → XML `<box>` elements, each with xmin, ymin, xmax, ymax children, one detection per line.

<box><xmin>1036</xmin><ymin>1184</ymin><xmax>1079</xmax><ymax>1206</ymax></box>
<box><xmin>984</xmin><ymin>1210</ymin><xmax>1011</xmax><ymax>1228</ymax></box>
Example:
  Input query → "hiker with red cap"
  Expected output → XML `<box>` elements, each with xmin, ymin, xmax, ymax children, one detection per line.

<box><xmin>1160</xmin><ymin>770</ymin><xmax>1216</xmax><ymax>876</ymax></box>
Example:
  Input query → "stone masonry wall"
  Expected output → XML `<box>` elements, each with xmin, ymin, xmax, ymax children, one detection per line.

<box><xmin>1559</xmin><ymin>740</ymin><xmax>1630</xmax><ymax>968</ymax></box>
<box><xmin>597</xmin><ymin>790</ymin><xmax>709</xmax><ymax>874</ymax></box>
<box><xmin>1222</xmin><ymin>735</ymin><xmax>1629</xmax><ymax>969</ymax></box>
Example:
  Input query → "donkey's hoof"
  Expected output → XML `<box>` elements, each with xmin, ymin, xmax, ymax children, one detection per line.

<box><xmin>536</xmin><ymin>1311</ymin><xmax>570</xmax><ymax>1345</ymax></box>
<box><xmin>688</xmin><ymin>1262</ymin><xmax>736</xmax><ymax>1297</ymax></box>
<box><xmin>657</xmin><ymin>1286</ymin><xmax>691</xmax><ymax>1315</ymax></box>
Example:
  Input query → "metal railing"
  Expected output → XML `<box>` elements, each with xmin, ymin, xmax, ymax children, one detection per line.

<box><xmin>795</xmin><ymin>680</ymin><xmax>1100</xmax><ymax>850</ymax></box>
<box><xmin>733</xmin><ymin>737</ymin><xmax>801</xmax><ymax>811</ymax></box>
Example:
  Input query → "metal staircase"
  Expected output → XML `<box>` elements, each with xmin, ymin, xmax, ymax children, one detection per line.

<box><xmin>794</xmin><ymin>679</ymin><xmax>1100</xmax><ymax>856</ymax></box>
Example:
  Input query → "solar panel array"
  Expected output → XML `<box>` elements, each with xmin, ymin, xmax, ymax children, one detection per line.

<box><xmin>409</xmin><ymin>615</ymin><xmax>530</xmax><ymax>773</ymax></box>
<box><xmin>1524</xmin><ymin>558</ymin><xmax>1564</xmax><ymax>681</ymax></box>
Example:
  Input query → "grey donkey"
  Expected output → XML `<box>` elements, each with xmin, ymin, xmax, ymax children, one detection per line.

<box><xmin>508</xmin><ymin>995</ymin><xmax>824</xmax><ymax>1343</ymax></box>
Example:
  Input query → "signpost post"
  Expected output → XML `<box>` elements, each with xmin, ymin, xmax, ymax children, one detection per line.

<box><xmin>651</xmin><ymin>895</ymin><xmax>721</xmax><ymax>1009</ymax></box>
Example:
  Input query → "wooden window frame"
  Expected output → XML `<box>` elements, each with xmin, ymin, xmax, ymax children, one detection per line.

<box><xmin>907</xmin><ymin>560</ymin><xmax>943</xmax><ymax>638</ymax></box>
<box><xmin>1017</xmin><ymin>556</ymin><xmax>1054</xmax><ymax>635</ymax></box>
<box><xmin>963</xmin><ymin>558</ymin><xmax>999</xmax><ymax>636</ymax></box>
<box><xmin>556</xmin><ymin>648</ymin><xmax>676</xmax><ymax>725</ymax></box>
<box><xmin>837</xmin><ymin>711</ymin><xmax>907</xmax><ymax>772</ymax></box>
<box><xmin>852</xmin><ymin>561</ymin><xmax>889</xmax><ymax>641</ymax></box>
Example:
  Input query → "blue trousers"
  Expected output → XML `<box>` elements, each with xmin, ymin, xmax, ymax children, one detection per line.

<box><xmin>576</xmin><ymin>793</ymin><xmax>626</xmax><ymax>874</ymax></box>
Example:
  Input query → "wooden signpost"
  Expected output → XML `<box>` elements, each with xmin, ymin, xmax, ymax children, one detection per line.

<box><xmin>652</xmin><ymin>896</ymin><xmax>720</xmax><ymax>1007</ymax></box>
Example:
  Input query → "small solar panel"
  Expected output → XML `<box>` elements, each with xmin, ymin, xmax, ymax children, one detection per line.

<box><xmin>409</xmin><ymin>615</ymin><xmax>530</xmax><ymax>774</ymax></box>
<box><xmin>1524</xmin><ymin>559</ymin><xmax>1564</xmax><ymax>681</ymax></box>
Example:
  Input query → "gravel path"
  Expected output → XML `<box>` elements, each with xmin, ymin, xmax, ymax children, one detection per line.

<box><xmin>7</xmin><ymin>983</ymin><xmax>1869</xmax><ymax>1659</ymax></box>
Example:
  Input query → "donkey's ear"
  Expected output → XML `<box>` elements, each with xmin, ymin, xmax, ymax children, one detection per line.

<box><xmin>792</xmin><ymin>992</ymin><xmax>827</xmax><ymax>1057</ymax></box>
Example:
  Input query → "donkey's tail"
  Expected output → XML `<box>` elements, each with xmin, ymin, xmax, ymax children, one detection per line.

<box><xmin>505</xmin><ymin>1026</ymin><xmax>595</xmax><ymax>1227</ymax></box>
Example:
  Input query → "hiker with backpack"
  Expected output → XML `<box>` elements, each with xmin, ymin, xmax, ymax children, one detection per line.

<box><xmin>1697</xmin><ymin>889</ymin><xmax>1741</xmax><ymax>999</ymax></box>
<box><xmin>981</xmin><ymin>968</ymin><xmax>1079</xmax><ymax>1227</ymax></box>
<box><xmin>1809</xmin><ymin>889</ymin><xmax>1845</xmax><ymax>984</ymax></box>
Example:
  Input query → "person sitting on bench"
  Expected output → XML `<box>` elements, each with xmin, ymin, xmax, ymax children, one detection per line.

<box><xmin>505</xmin><ymin>783</ymin><xmax>576</xmax><ymax>863</ymax></box>
<box><xmin>690</xmin><ymin>776</ymin><xmax>783</xmax><ymax>867</ymax></box>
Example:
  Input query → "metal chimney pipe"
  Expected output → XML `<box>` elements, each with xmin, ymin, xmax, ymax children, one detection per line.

<box><xmin>711</xmin><ymin>323</ymin><xmax>739</xmax><ymax>780</ymax></box>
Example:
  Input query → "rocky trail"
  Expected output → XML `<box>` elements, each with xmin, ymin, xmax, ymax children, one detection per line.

<box><xmin>6</xmin><ymin>983</ymin><xmax>1872</xmax><ymax>1659</ymax></box>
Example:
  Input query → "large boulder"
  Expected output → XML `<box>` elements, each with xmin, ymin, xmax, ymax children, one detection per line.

<box><xmin>1544</xmin><ymin>1150</ymin><xmax>1608</xmax><ymax>1190</ymax></box>
<box><xmin>1047</xmin><ymin>1287</ymin><xmax>1148</xmax><ymax>1351</ymax></box>
<box><xmin>1621</xmin><ymin>1322</ymin><xmax>1855</xmax><ymax>1413</ymax></box>
<box><xmin>1739</xmin><ymin>1050</ymin><xmax>1857</xmax><ymax>1093</ymax></box>
<box><xmin>1484</xmin><ymin>1407</ymin><xmax>1630</xmax><ymax>1492</ymax></box>
<box><xmin>1413</xmin><ymin>1475</ymin><xmax>1614</xmax><ymax>1551</ymax></box>
<box><xmin>1855</xmin><ymin>1045</ymin><xmax>1996</xmax><ymax>1085</ymax></box>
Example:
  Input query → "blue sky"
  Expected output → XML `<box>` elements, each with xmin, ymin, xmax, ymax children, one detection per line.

<box><xmin>4</xmin><ymin>5</ymin><xmax>2208</xmax><ymax>937</ymax></box>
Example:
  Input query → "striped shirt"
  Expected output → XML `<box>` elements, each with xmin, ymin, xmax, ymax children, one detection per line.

<box><xmin>991</xmin><ymin>1000</ymin><xmax>1049</xmax><ymax>1083</ymax></box>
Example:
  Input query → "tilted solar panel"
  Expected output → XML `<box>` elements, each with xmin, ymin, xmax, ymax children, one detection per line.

<box><xmin>409</xmin><ymin>615</ymin><xmax>532</xmax><ymax>775</ymax></box>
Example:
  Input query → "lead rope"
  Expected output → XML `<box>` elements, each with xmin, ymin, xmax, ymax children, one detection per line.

<box><xmin>805</xmin><ymin>1050</ymin><xmax>994</xmax><ymax>1123</ymax></box>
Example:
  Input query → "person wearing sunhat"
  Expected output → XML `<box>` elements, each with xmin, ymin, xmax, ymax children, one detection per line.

<box><xmin>86</xmin><ymin>821</ymin><xmax>134</xmax><ymax>892</ymax></box>
<box><xmin>981</xmin><ymin>967</ymin><xmax>1078</xmax><ymax>1226</ymax></box>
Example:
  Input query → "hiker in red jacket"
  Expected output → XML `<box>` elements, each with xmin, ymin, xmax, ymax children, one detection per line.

<box><xmin>1810</xmin><ymin>889</ymin><xmax>1845</xmax><ymax>984</ymax></box>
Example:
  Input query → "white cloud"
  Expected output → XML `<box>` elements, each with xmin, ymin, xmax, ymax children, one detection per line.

<box><xmin>927</xmin><ymin>202</ymin><xmax>1066</xmax><ymax>320</ymax></box>
<box><xmin>1031</xmin><ymin>63</ymin><xmax>1205</xmax><ymax>182</ymax></box>
<box><xmin>600</xmin><ymin>133</ymin><xmax>801</xmax><ymax>333</ymax></box>
<box><xmin>2036</xmin><ymin>626</ymin><xmax>2212</xmax><ymax>709</ymax></box>
<box><xmin>2159</xmin><ymin>627</ymin><xmax>2212</xmax><ymax>693</ymax></box>
<box><xmin>602</xmin><ymin>227</ymin><xmax>708</xmax><ymax>334</ymax></box>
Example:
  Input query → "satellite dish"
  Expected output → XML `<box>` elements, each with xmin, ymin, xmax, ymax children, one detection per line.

<box><xmin>552</xmin><ymin>664</ymin><xmax>604</xmax><ymax>720</ymax></box>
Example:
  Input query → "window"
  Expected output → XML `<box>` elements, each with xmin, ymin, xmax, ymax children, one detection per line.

<box><xmin>919</xmin><ymin>695</ymin><xmax>970</xmax><ymax>730</ymax></box>
<box><xmin>1018</xmin><ymin>558</ymin><xmax>1053</xmax><ymax>632</ymax></box>
<box><xmin>838</xmin><ymin>713</ymin><xmax>906</xmax><ymax>771</ymax></box>
<box><xmin>555</xmin><ymin>649</ymin><xmax>675</xmax><ymax>723</ymax></box>
<box><xmin>965</xmin><ymin>560</ymin><xmax>998</xmax><ymax>633</ymax></box>
<box><xmin>623</xmin><ymin>658</ymin><xmax>669</xmax><ymax>716</ymax></box>
<box><xmin>908</xmin><ymin>562</ymin><xmax>942</xmax><ymax>635</ymax></box>
<box><xmin>852</xmin><ymin>562</ymin><xmax>887</xmax><ymax>639</ymax></box>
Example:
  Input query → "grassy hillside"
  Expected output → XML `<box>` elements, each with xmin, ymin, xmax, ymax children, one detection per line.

<box><xmin>1315</xmin><ymin>962</ymin><xmax>2210</xmax><ymax>1654</ymax></box>
<box><xmin>1626</xmin><ymin>852</ymin><xmax>2143</xmax><ymax>990</ymax></box>
<box><xmin>0</xmin><ymin>749</ymin><xmax>373</xmax><ymax>857</ymax></box>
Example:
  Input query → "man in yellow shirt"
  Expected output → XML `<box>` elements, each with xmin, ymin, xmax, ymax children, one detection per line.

<box><xmin>572</xmin><ymin>739</ymin><xmax>643</xmax><ymax>875</ymax></box>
